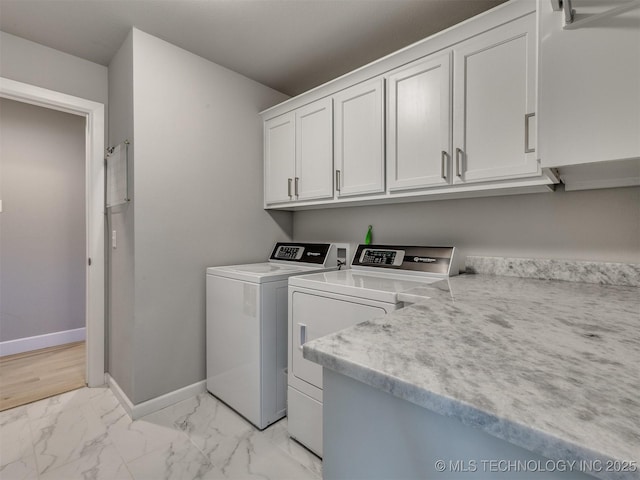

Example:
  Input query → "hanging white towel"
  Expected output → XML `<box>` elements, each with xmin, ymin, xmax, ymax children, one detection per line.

<box><xmin>106</xmin><ymin>142</ymin><xmax>128</xmax><ymax>207</ymax></box>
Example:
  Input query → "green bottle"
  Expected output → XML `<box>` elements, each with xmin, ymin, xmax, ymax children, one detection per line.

<box><xmin>365</xmin><ymin>225</ymin><xmax>373</xmax><ymax>245</ymax></box>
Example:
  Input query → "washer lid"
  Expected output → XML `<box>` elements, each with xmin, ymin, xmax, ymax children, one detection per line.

<box><xmin>289</xmin><ymin>269</ymin><xmax>442</xmax><ymax>303</ymax></box>
<box><xmin>206</xmin><ymin>262</ymin><xmax>333</xmax><ymax>283</ymax></box>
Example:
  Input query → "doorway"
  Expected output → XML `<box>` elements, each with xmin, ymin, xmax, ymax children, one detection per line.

<box><xmin>0</xmin><ymin>98</ymin><xmax>87</xmax><ymax>409</ymax></box>
<box><xmin>0</xmin><ymin>77</ymin><xmax>105</xmax><ymax>390</ymax></box>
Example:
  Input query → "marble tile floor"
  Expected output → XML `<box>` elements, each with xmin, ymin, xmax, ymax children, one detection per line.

<box><xmin>0</xmin><ymin>386</ymin><xmax>322</xmax><ymax>480</ymax></box>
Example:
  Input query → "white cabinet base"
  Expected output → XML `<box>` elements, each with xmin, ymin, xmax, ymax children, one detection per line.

<box><xmin>323</xmin><ymin>368</ymin><xmax>596</xmax><ymax>480</ymax></box>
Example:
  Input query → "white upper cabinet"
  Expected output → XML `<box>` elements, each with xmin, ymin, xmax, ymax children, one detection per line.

<box><xmin>334</xmin><ymin>78</ymin><xmax>385</xmax><ymax>197</ymax></box>
<box><xmin>260</xmin><ymin>1</ymin><xmax>559</xmax><ymax>210</ymax></box>
<box><xmin>538</xmin><ymin>0</ymin><xmax>640</xmax><ymax>169</ymax></box>
<box><xmin>452</xmin><ymin>13</ymin><xmax>539</xmax><ymax>184</ymax></box>
<box><xmin>264</xmin><ymin>98</ymin><xmax>333</xmax><ymax>205</ymax></box>
<box><xmin>387</xmin><ymin>52</ymin><xmax>452</xmax><ymax>191</ymax></box>
<box><xmin>264</xmin><ymin>112</ymin><xmax>295</xmax><ymax>204</ymax></box>
<box><xmin>295</xmin><ymin>98</ymin><xmax>334</xmax><ymax>201</ymax></box>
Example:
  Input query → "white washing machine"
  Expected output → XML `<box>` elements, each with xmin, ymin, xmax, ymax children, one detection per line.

<box><xmin>287</xmin><ymin>244</ymin><xmax>460</xmax><ymax>456</ymax></box>
<box><xmin>206</xmin><ymin>242</ymin><xmax>345</xmax><ymax>430</ymax></box>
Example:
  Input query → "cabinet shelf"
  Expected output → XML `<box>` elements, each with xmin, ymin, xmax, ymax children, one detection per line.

<box><xmin>265</xmin><ymin>170</ymin><xmax>558</xmax><ymax>211</ymax></box>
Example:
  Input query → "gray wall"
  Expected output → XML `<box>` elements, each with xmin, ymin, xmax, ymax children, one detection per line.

<box><xmin>294</xmin><ymin>186</ymin><xmax>640</xmax><ymax>264</ymax></box>
<box><xmin>0</xmin><ymin>31</ymin><xmax>108</xmax><ymax>105</ymax></box>
<box><xmin>0</xmin><ymin>98</ymin><xmax>86</xmax><ymax>342</ymax></box>
<box><xmin>107</xmin><ymin>31</ymin><xmax>135</xmax><ymax>398</ymax></box>
<box><xmin>108</xmin><ymin>29</ymin><xmax>291</xmax><ymax>404</ymax></box>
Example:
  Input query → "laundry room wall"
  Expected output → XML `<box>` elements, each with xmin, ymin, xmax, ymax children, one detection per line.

<box><xmin>107</xmin><ymin>30</ymin><xmax>135</xmax><ymax>399</ymax></box>
<box><xmin>293</xmin><ymin>186</ymin><xmax>640</xmax><ymax>264</ymax></box>
<box><xmin>109</xmin><ymin>28</ymin><xmax>291</xmax><ymax>404</ymax></box>
<box><xmin>0</xmin><ymin>31</ymin><xmax>108</xmax><ymax>107</ymax></box>
<box><xmin>0</xmin><ymin>98</ymin><xmax>86</xmax><ymax>345</ymax></box>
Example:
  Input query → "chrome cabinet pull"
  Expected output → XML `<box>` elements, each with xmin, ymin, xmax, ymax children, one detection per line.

<box><xmin>335</xmin><ymin>170</ymin><xmax>341</xmax><ymax>192</ymax></box>
<box><xmin>287</xmin><ymin>178</ymin><xmax>292</xmax><ymax>198</ymax></box>
<box><xmin>441</xmin><ymin>151</ymin><xmax>448</xmax><ymax>180</ymax></box>
<box><xmin>294</xmin><ymin>177</ymin><xmax>299</xmax><ymax>197</ymax></box>
<box><xmin>455</xmin><ymin>148</ymin><xmax>464</xmax><ymax>178</ymax></box>
<box><xmin>525</xmin><ymin>113</ymin><xmax>535</xmax><ymax>153</ymax></box>
<box><xmin>298</xmin><ymin>323</ymin><xmax>307</xmax><ymax>350</ymax></box>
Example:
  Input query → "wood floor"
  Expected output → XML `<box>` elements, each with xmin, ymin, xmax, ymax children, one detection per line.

<box><xmin>0</xmin><ymin>341</ymin><xmax>85</xmax><ymax>411</ymax></box>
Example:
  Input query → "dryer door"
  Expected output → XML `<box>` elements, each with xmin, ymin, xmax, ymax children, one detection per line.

<box><xmin>290</xmin><ymin>291</ymin><xmax>388</xmax><ymax>390</ymax></box>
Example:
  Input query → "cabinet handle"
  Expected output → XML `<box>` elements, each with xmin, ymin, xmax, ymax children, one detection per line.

<box><xmin>287</xmin><ymin>178</ymin><xmax>292</xmax><ymax>198</ymax></box>
<box><xmin>525</xmin><ymin>113</ymin><xmax>535</xmax><ymax>153</ymax></box>
<box><xmin>294</xmin><ymin>177</ymin><xmax>299</xmax><ymax>197</ymax></box>
<box><xmin>298</xmin><ymin>323</ymin><xmax>307</xmax><ymax>350</ymax></box>
<box><xmin>335</xmin><ymin>170</ymin><xmax>341</xmax><ymax>192</ymax></box>
<box><xmin>441</xmin><ymin>151</ymin><xmax>448</xmax><ymax>180</ymax></box>
<box><xmin>455</xmin><ymin>148</ymin><xmax>464</xmax><ymax>178</ymax></box>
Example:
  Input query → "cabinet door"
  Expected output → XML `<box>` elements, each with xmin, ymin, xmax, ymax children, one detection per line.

<box><xmin>295</xmin><ymin>98</ymin><xmax>334</xmax><ymax>201</ymax></box>
<box><xmin>264</xmin><ymin>112</ymin><xmax>295</xmax><ymax>204</ymax></box>
<box><xmin>538</xmin><ymin>1</ymin><xmax>640</xmax><ymax>168</ymax></box>
<box><xmin>334</xmin><ymin>78</ymin><xmax>385</xmax><ymax>197</ymax></box>
<box><xmin>387</xmin><ymin>52</ymin><xmax>452</xmax><ymax>191</ymax></box>
<box><xmin>452</xmin><ymin>13</ymin><xmax>538</xmax><ymax>184</ymax></box>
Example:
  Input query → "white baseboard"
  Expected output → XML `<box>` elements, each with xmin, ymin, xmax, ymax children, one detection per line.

<box><xmin>106</xmin><ymin>373</ymin><xmax>206</xmax><ymax>420</ymax></box>
<box><xmin>0</xmin><ymin>327</ymin><xmax>86</xmax><ymax>357</ymax></box>
<box><xmin>106</xmin><ymin>373</ymin><xmax>135</xmax><ymax>417</ymax></box>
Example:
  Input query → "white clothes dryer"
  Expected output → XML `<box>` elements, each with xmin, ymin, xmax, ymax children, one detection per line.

<box><xmin>287</xmin><ymin>244</ymin><xmax>460</xmax><ymax>456</ymax></box>
<box><xmin>206</xmin><ymin>242</ymin><xmax>342</xmax><ymax>430</ymax></box>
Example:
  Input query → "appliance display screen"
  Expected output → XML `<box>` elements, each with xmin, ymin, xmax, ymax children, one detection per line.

<box><xmin>352</xmin><ymin>244</ymin><xmax>454</xmax><ymax>273</ymax></box>
<box><xmin>275</xmin><ymin>245</ymin><xmax>304</xmax><ymax>260</ymax></box>
<box><xmin>270</xmin><ymin>242</ymin><xmax>331</xmax><ymax>264</ymax></box>
<box><xmin>360</xmin><ymin>249</ymin><xmax>404</xmax><ymax>266</ymax></box>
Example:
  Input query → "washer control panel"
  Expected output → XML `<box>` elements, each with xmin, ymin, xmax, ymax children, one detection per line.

<box><xmin>269</xmin><ymin>242</ymin><xmax>334</xmax><ymax>265</ymax></box>
<box><xmin>274</xmin><ymin>245</ymin><xmax>305</xmax><ymax>260</ymax></box>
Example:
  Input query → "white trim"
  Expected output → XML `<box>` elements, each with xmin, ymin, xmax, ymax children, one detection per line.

<box><xmin>0</xmin><ymin>328</ymin><xmax>86</xmax><ymax>357</ymax></box>
<box><xmin>266</xmin><ymin>170</ymin><xmax>558</xmax><ymax>211</ymax></box>
<box><xmin>0</xmin><ymin>77</ymin><xmax>105</xmax><ymax>387</ymax></box>
<box><xmin>106</xmin><ymin>373</ymin><xmax>135</xmax><ymax>417</ymax></box>
<box><xmin>562</xmin><ymin>177</ymin><xmax>640</xmax><ymax>192</ymax></box>
<box><xmin>107</xmin><ymin>374</ymin><xmax>207</xmax><ymax>420</ymax></box>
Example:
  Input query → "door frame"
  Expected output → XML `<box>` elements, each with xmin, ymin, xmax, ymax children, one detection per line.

<box><xmin>0</xmin><ymin>77</ymin><xmax>105</xmax><ymax>387</ymax></box>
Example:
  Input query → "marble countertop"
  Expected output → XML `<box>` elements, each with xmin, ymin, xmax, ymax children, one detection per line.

<box><xmin>303</xmin><ymin>274</ymin><xmax>640</xmax><ymax>480</ymax></box>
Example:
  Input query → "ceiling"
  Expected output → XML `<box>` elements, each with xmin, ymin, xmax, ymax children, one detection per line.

<box><xmin>0</xmin><ymin>0</ymin><xmax>506</xmax><ymax>96</ymax></box>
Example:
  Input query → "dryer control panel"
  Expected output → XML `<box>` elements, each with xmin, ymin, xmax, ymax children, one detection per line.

<box><xmin>359</xmin><ymin>248</ymin><xmax>405</xmax><ymax>266</ymax></box>
<box><xmin>352</xmin><ymin>244</ymin><xmax>459</xmax><ymax>276</ymax></box>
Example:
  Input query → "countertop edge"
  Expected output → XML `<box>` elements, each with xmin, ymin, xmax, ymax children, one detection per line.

<box><xmin>465</xmin><ymin>256</ymin><xmax>640</xmax><ymax>287</ymax></box>
<box><xmin>303</xmin><ymin>343</ymin><xmax>638</xmax><ymax>480</ymax></box>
